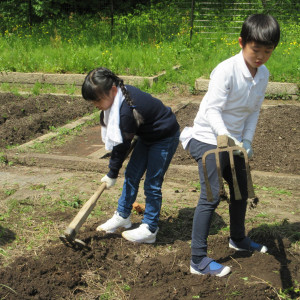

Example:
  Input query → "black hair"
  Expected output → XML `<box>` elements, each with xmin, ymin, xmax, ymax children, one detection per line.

<box><xmin>82</xmin><ymin>67</ymin><xmax>143</xmax><ymax>127</ymax></box>
<box><xmin>240</xmin><ymin>14</ymin><xmax>280</xmax><ymax>48</ymax></box>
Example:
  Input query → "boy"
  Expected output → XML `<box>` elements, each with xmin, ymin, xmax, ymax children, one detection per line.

<box><xmin>180</xmin><ymin>14</ymin><xmax>280</xmax><ymax>277</ymax></box>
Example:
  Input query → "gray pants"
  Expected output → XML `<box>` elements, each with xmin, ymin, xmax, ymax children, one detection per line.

<box><xmin>188</xmin><ymin>138</ymin><xmax>249</xmax><ymax>257</ymax></box>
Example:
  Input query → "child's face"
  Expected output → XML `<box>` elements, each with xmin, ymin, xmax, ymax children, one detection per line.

<box><xmin>239</xmin><ymin>38</ymin><xmax>274</xmax><ymax>74</ymax></box>
<box><xmin>92</xmin><ymin>86</ymin><xmax>117</xmax><ymax>111</ymax></box>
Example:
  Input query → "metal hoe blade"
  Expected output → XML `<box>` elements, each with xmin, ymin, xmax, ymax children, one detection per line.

<box><xmin>59</xmin><ymin>234</ymin><xmax>90</xmax><ymax>250</ymax></box>
<box><xmin>202</xmin><ymin>135</ymin><xmax>255</xmax><ymax>202</ymax></box>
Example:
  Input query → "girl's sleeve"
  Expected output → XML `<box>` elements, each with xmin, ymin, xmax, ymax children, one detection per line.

<box><xmin>107</xmin><ymin>114</ymin><xmax>137</xmax><ymax>178</ymax></box>
<box><xmin>107</xmin><ymin>137</ymin><xmax>132</xmax><ymax>178</ymax></box>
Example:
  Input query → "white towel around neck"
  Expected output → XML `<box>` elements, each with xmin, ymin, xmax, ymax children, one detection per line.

<box><xmin>101</xmin><ymin>87</ymin><xmax>124</xmax><ymax>150</ymax></box>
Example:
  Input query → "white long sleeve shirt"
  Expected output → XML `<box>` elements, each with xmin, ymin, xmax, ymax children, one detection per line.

<box><xmin>180</xmin><ymin>50</ymin><xmax>269</xmax><ymax>148</ymax></box>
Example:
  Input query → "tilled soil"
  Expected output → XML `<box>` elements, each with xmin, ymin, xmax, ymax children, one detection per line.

<box><xmin>1</xmin><ymin>231</ymin><xmax>299</xmax><ymax>300</ymax></box>
<box><xmin>0</xmin><ymin>93</ymin><xmax>95</xmax><ymax>148</ymax></box>
<box><xmin>173</xmin><ymin>103</ymin><xmax>300</xmax><ymax>175</ymax></box>
<box><xmin>0</xmin><ymin>92</ymin><xmax>299</xmax><ymax>299</ymax></box>
<box><xmin>0</xmin><ymin>93</ymin><xmax>299</xmax><ymax>175</ymax></box>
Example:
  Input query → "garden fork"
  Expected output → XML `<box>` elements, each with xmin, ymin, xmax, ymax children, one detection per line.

<box><xmin>202</xmin><ymin>135</ymin><xmax>256</xmax><ymax>202</ymax></box>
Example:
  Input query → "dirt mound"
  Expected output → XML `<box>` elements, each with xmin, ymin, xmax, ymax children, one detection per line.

<box><xmin>1</xmin><ymin>218</ymin><xmax>299</xmax><ymax>300</ymax></box>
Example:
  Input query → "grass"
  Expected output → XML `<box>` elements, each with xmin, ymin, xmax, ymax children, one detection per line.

<box><xmin>257</xmin><ymin>185</ymin><xmax>293</xmax><ymax>197</ymax></box>
<box><xmin>0</xmin><ymin>12</ymin><xmax>299</xmax><ymax>95</ymax></box>
<box><xmin>0</xmin><ymin>82</ymin><xmax>80</xmax><ymax>96</ymax></box>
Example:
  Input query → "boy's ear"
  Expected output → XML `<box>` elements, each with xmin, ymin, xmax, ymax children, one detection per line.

<box><xmin>238</xmin><ymin>37</ymin><xmax>243</xmax><ymax>49</ymax></box>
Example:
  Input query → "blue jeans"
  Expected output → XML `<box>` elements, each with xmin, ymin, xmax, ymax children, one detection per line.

<box><xmin>117</xmin><ymin>130</ymin><xmax>180</xmax><ymax>232</ymax></box>
<box><xmin>188</xmin><ymin>138</ymin><xmax>249</xmax><ymax>257</ymax></box>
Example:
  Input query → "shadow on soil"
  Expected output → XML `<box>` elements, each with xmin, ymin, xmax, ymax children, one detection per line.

<box><xmin>156</xmin><ymin>208</ymin><xmax>300</xmax><ymax>297</ymax></box>
<box><xmin>248</xmin><ymin>221</ymin><xmax>300</xmax><ymax>292</ymax></box>
<box><xmin>158</xmin><ymin>207</ymin><xmax>227</xmax><ymax>244</ymax></box>
<box><xmin>0</xmin><ymin>225</ymin><xmax>16</xmax><ymax>246</ymax></box>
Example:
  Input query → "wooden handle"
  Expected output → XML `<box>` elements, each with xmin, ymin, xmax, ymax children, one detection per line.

<box><xmin>64</xmin><ymin>182</ymin><xmax>107</xmax><ymax>237</ymax></box>
<box><xmin>62</xmin><ymin>137</ymin><xmax>137</xmax><ymax>241</ymax></box>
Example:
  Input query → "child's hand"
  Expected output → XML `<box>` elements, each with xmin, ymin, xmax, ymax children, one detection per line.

<box><xmin>226</xmin><ymin>134</ymin><xmax>243</xmax><ymax>148</ymax></box>
<box><xmin>242</xmin><ymin>139</ymin><xmax>254</xmax><ymax>159</ymax></box>
<box><xmin>225</xmin><ymin>134</ymin><xmax>244</xmax><ymax>156</ymax></box>
<box><xmin>101</xmin><ymin>175</ymin><xmax>117</xmax><ymax>189</ymax></box>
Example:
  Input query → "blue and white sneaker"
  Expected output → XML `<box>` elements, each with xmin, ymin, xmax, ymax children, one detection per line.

<box><xmin>229</xmin><ymin>237</ymin><xmax>268</xmax><ymax>253</ymax></box>
<box><xmin>190</xmin><ymin>257</ymin><xmax>231</xmax><ymax>277</ymax></box>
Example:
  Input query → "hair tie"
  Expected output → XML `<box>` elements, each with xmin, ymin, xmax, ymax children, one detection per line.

<box><xmin>130</xmin><ymin>105</ymin><xmax>136</xmax><ymax>109</ymax></box>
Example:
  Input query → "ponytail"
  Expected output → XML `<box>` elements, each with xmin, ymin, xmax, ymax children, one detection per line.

<box><xmin>82</xmin><ymin>67</ymin><xmax>144</xmax><ymax>127</ymax></box>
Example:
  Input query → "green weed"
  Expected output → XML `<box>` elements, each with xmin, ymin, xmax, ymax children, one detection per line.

<box><xmin>259</xmin><ymin>186</ymin><xmax>292</xmax><ymax>196</ymax></box>
<box><xmin>265</xmin><ymin>93</ymin><xmax>293</xmax><ymax>100</ymax></box>
<box><xmin>0</xmin><ymin>212</ymin><xmax>9</xmax><ymax>221</ymax></box>
<box><xmin>192</xmin><ymin>182</ymin><xmax>201</xmax><ymax>192</ymax></box>
<box><xmin>227</xmin><ymin>290</ymin><xmax>242</xmax><ymax>297</ymax></box>
<box><xmin>31</xmin><ymin>81</ymin><xmax>42</xmax><ymax>95</ymax></box>
<box><xmin>0</xmin><ymin>83</ymin><xmax>11</xmax><ymax>91</ymax></box>
<box><xmin>255</xmin><ymin>212</ymin><xmax>269</xmax><ymax>219</ymax></box>
<box><xmin>0</xmin><ymin>247</ymin><xmax>7</xmax><ymax>256</ymax></box>
<box><xmin>0</xmin><ymin>152</ymin><xmax>7</xmax><ymax>164</ymax></box>
<box><xmin>122</xmin><ymin>284</ymin><xmax>131</xmax><ymax>291</ymax></box>
<box><xmin>65</xmin><ymin>83</ymin><xmax>77</xmax><ymax>95</ymax></box>
<box><xmin>29</xmin><ymin>184</ymin><xmax>46</xmax><ymax>190</ymax></box>
<box><xmin>4</xmin><ymin>189</ymin><xmax>16</xmax><ymax>196</ymax></box>
<box><xmin>59</xmin><ymin>192</ymin><xmax>83</xmax><ymax>208</ymax></box>
<box><xmin>0</xmin><ymin>82</ymin><xmax>63</xmax><ymax>95</ymax></box>
<box><xmin>278</xmin><ymin>280</ymin><xmax>300</xmax><ymax>299</ymax></box>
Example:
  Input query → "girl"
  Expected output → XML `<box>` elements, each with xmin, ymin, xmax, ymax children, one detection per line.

<box><xmin>82</xmin><ymin>67</ymin><xmax>180</xmax><ymax>243</ymax></box>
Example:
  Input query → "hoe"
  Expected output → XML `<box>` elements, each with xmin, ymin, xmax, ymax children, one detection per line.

<box><xmin>60</xmin><ymin>137</ymin><xmax>138</xmax><ymax>250</ymax></box>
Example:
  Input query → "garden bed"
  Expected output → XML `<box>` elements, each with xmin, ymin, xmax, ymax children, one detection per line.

<box><xmin>1</xmin><ymin>92</ymin><xmax>299</xmax><ymax>175</ymax></box>
<box><xmin>0</xmin><ymin>93</ymin><xmax>95</xmax><ymax>148</ymax></box>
